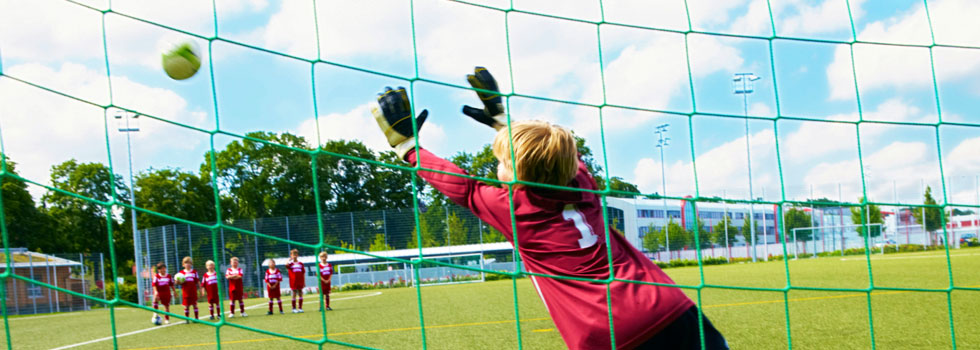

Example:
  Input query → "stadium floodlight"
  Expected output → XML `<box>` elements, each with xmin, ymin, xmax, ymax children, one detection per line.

<box><xmin>655</xmin><ymin>124</ymin><xmax>671</xmax><ymax>259</ymax></box>
<box><xmin>114</xmin><ymin>111</ymin><xmax>143</xmax><ymax>305</ymax></box>
<box><xmin>733</xmin><ymin>73</ymin><xmax>762</xmax><ymax>262</ymax></box>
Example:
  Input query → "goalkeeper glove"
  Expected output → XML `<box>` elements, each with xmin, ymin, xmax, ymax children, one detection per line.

<box><xmin>372</xmin><ymin>86</ymin><xmax>428</xmax><ymax>159</ymax></box>
<box><xmin>461</xmin><ymin>66</ymin><xmax>506</xmax><ymax>131</ymax></box>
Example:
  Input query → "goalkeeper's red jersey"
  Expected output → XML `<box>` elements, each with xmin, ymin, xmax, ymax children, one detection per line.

<box><xmin>408</xmin><ymin>148</ymin><xmax>694</xmax><ymax>349</ymax></box>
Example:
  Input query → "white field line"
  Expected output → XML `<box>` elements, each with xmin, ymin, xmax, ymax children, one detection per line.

<box><xmin>50</xmin><ymin>292</ymin><xmax>383</xmax><ymax>350</ymax></box>
<box><xmin>838</xmin><ymin>252</ymin><xmax>980</xmax><ymax>261</ymax></box>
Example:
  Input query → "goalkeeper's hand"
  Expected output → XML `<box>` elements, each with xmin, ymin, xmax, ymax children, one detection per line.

<box><xmin>461</xmin><ymin>66</ymin><xmax>506</xmax><ymax>131</ymax></box>
<box><xmin>372</xmin><ymin>86</ymin><xmax>428</xmax><ymax>159</ymax></box>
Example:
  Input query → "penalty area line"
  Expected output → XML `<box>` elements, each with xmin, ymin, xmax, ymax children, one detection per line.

<box><xmin>51</xmin><ymin>292</ymin><xmax>381</xmax><ymax>350</ymax></box>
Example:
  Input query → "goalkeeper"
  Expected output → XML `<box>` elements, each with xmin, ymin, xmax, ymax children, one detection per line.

<box><xmin>370</xmin><ymin>68</ymin><xmax>727</xmax><ymax>349</ymax></box>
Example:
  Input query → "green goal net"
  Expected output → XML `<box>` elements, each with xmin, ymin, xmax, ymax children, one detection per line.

<box><xmin>0</xmin><ymin>0</ymin><xmax>977</xmax><ymax>349</ymax></box>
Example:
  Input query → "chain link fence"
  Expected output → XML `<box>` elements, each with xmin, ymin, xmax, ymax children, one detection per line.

<box><xmin>1</xmin><ymin>249</ymin><xmax>107</xmax><ymax>315</ymax></box>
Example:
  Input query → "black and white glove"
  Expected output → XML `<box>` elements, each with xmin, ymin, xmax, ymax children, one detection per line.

<box><xmin>372</xmin><ymin>86</ymin><xmax>428</xmax><ymax>159</ymax></box>
<box><xmin>461</xmin><ymin>67</ymin><xmax>506</xmax><ymax>131</ymax></box>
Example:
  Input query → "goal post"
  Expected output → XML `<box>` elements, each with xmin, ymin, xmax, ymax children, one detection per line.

<box><xmin>334</xmin><ymin>260</ymin><xmax>411</xmax><ymax>290</ymax></box>
<box><xmin>790</xmin><ymin>223</ymin><xmax>887</xmax><ymax>258</ymax></box>
<box><xmin>409</xmin><ymin>253</ymin><xmax>486</xmax><ymax>287</ymax></box>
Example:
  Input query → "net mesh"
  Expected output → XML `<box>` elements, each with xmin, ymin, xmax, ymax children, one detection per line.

<box><xmin>0</xmin><ymin>0</ymin><xmax>977</xmax><ymax>349</ymax></box>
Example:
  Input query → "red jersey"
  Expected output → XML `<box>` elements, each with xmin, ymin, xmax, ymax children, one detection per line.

<box><xmin>203</xmin><ymin>271</ymin><xmax>219</xmax><ymax>301</ymax></box>
<box><xmin>286</xmin><ymin>261</ymin><xmax>305</xmax><ymax>289</ymax></box>
<box><xmin>225</xmin><ymin>267</ymin><xmax>244</xmax><ymax>293</ymax></box>
<box><xmin>409</xmin><ymin>148</ymin><xmax>694</xmax><ymax>349</ymax></box>
<box><xmin>179</xmin><ymin>269</ymin><xmax>200</xmax><ymax>300</ymax></box>
<box><xmin>318</xmin><ymin>262</ymin><xmax>333</xmax><ymax>278</ymax></box>
<box><xmin>151</xmin><ymin>273</ymin><xmax>173</xmax><ymax>297</ymax></box>
<box><xmin>265</xmin><ymin>268</ymin><xmax>283</xmax><ymax>286</ymax></box>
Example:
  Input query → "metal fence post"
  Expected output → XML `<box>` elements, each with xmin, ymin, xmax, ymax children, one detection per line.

<box><xmin>254</xmin><ymin>219</ymin><xmax>260</xmax><ymax>290</ymax></box>
<box><xmin>221</xmin><ymin>227</ymin><xmax>227</xmax><ymax>274</ymax></box>
<box><xmin>79</xmin><ymin>253</ymin><xmax>88</xmax><ymax>311</ymax></box>
<box><xmin>100</xmin><ymin>253</ymin><xmax>106</xmax><ymax>301</ymax></box>
<box><xmin>28</xmin><ymin>254</ymin><xmax>37</xmax><ymax>314</ymax></box>
<box><xmin>286</xmin><ymin>216</ymin><xmax>291</xmax><ymax>252</ymax></box>
<box><xmin>163</xmin><ymin>226</ymin><xmax>169</xmax><ymax>270</ymax></box>
<box><xmin>383</xmin><ymin>210</ymin><xmax>388</xmax><ymax>248</ymax></box>
<box><xmin>134</xmin><ymin>220</ymin><xmax>143</xmax><ymax>306</ymax></box>
<box><xmin>173</xmin><ymin>224</ymin><xmax>180</xmax><ymax>261</ymax></box>
<box><xmin>45</xmin><ymin>255</ymin><xmax>53</xmax><ymax>313</ymax></box>
<box><xmin>144</xmin><ymin>228</ymin><xmax>151</xmax><ymax>305</ymax></box>
<box><xmin>187</xmin><ymin>224</ymin><xmax>192</xmax><ymax>261</ymax></box>
<box><xmin>52</xmin><ymin>255</ymin><xmax>61</xmax><ymax>313</ymax></box>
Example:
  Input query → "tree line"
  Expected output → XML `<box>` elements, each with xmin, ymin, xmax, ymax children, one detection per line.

<box><xmin>3</xmin><ymin>131</ymin><xmax>641</xmax><ymax>275</ymax></box>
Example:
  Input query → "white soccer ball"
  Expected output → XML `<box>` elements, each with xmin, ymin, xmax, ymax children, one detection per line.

<box><xmin>151</xmin><ymin>315</ymin><xmax>162</xmax><ymax>325</ymax></box>
<box><xmin>173</xmin><ymin>273</ymin><xmax>186</xmax><ymax>284</ymax></box>
<box><xmin>161</xmin><ymin>40</ymin><xmax>201</xmax><ymax>80</ymax></box>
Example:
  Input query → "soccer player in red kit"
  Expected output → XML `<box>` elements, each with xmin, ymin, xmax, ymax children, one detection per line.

<box><xmin>201</xmin><ymin>260</ymin><xmax>221</xmax><ymax>320</ymax></box>
<box><xmin>179</xmin><ymin>256</ymin><xmax>200</xmax><ymax>323</ymax></box>
<box><xmin>265</xmin><ymin>259</ymin><xmax>284</xmax><ymax>315</ymax></box>
<box><xmin>285</xmin><ymin>249</ymin><xmax>305</xmax><ymax>313</ymax></box>
<box><xmin>226</xmin><ymin>257</ymin><xmax>247</xmax><ymax>318</ymax></box>
<box><xmin>370</xmin><ymin>68</ymin><xmax>727</xmax><ymax>349</ymax></box>
<box><xmin>151</xmin><ymin>262</ymin><xmax>176</xmax><ymax>324</ymax></box>
<box><xmin>317</xmin><ymin>251</ymin><xmax>333</xmax><ymax>311</ymax></box>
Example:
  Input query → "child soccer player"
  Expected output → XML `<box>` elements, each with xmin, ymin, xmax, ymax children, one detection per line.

<box><xmin>202</xmin><ymin>260</ymin><xmax>220</xmax><ymax>320</ymax></box>
<box><xmin>370</xmin><ymin>67</ymin><xmax>727</xmax><ymax>349</ymax></box>
<box><xmin>285</xmin><ymin>249</ymin><xmax>305</xmax><ymax>313</ymax></box>
<box><xmin>317</xmin><ymin>251</ymin><xmax>333</xmax><ymax>311</ymax></box>
<box><xmin>179</xmin><ymin>256</ymin><xmax>200</xmax><ymax>323</ymax></box>
<box><xmin>151</xmin><ymin>262</ymin><xmax>176</xmax><ymax>324</ymax></box>
<box><xmin>264</xmin><ymin>259</ymin><xmax>284</xmax><ymax>315</ymax></box>
<box><xmin>226</xmin><ymin>257</ymin><xmax>247</xmax><ymax>318</ymax></box>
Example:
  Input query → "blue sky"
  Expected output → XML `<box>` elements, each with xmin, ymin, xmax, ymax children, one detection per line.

<box><xmin>1</xmin><ymin>0</ymin><xmax>979</xmax><ymax>209</ymax></box>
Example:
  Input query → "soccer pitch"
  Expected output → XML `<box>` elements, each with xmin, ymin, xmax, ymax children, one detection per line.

<box><xmin>4</xmin><ymin>249</ymin><xmax>978</xmax><ymax>350</ymax></box>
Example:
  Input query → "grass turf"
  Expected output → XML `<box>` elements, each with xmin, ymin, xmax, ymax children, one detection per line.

<box><xmin>2</xmin><ymin>249</ymin><xmax>978</xmax><ymax>349</ymax></box>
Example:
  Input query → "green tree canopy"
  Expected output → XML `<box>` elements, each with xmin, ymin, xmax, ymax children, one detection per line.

<box><xmin>1</xmin><ymin>157</ymin><xmax>54</xmax><ymax>252</ymax></box>
<box><xmin>850</xmin><ymin>197</ymin><xmax>885</xmax><ymax>238</ymax></box>
<box><xmin>135</xmin><ymin>168</ymin><xmax>215</xmax><ymax>228</ymax></box>
<box><xmin>783</xmin><ymin>207</ymin><xmax>814</xmax><ymax>242</ymax></box>
<box><xmin>910</xmin><ymin>186</ymin><xmax>947</xmax><ymax>234</ymax></box>
<box><xmin>711</xmin><ymin>217</ymin><xmax>739</xmax><ymax>247</ymax></box>
<box><xmin>642</xmin><ymin>224</ymin><xmax>664</xmax><ymax>252</ymax></box>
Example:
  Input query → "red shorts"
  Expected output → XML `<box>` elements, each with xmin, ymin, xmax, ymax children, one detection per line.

<box><xmin>182</xmin><ymin>292</ymin><xmax>198</xmax><ymax>306</ymax></box>
<box><xmin>320</xmin><ymin>282</ymin><xmax>331</xmax><ymax>294</ymax></box>
<box><xmin>290</xmin><ymin>278</ymin><xmax>305</xmax><ymax>291</ymax></box>
<box><xmin>228</xmin><ymin>288</ymin><xmax>243</xmax><ymax>301</ymax></box>
<box><xmin>207</xmin><ymin>292</ymin><xmax>219</xmax><ymax>304</ymax></box>
<box><xmin>157</xmin><ymin>293</ymin><xmax>172</xmax><ymax>305</ymax></box>
<box><xmin>267</xmin><ymin>287</ymin><xmax>281</xmax><ymax>299</ymax></box>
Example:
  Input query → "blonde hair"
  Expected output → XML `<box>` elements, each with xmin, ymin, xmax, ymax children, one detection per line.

<box><xmin>182</xmin><ymin>256</ymin><xmax>192</xmax><ymax>265</ymax></box>
<box><xmin>318</xmin><ymin>251</ymin><xmax>327</xmax><ymax>258</ymax></box>
<box><xmin>230</xmin><ymin>257</ymin><xmax>239</xmax><ymax>263</ymax></box>
<box><xmin>290</xmin><ymin>249</ymin><xmax>299</xmax><ymax>256</ymax></box>
<box><xmin>205</xmin><ymin>260</ymin><xmax>215</xmax><ymax>267</ymax></box>
<box><xmin>492</xmin><ymin>120</ymin><xmax>577</xmax><ymax>186</ymax></box>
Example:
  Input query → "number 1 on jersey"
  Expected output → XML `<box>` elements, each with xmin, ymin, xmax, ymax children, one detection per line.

<box><xmin>562</xmin><ymin>204</ymin><xmax>598</xmax><ymax>248</ymax></box>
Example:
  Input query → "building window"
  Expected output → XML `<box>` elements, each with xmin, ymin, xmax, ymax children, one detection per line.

<box><xmin>735</xmin><ymin>213</ymin><xmax>744</xmax><ymax>219</ymax></box>
<box><xmin>27</xmin><ymin>284</ymin><xmax>42</xmax><ymax>299</ymax></box>
<box><xmin>765</xmin><ymin>214</ymin><xmax>774</xmax><ymax>220</ymax></box>
<box><xmin>667</xmin><ymin>210</ymin><xmax>681</xmax><ymax>219</ymax></box>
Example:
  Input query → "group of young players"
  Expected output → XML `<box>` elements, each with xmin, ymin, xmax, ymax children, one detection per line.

<box><xmin>149</xmin><ymin>250</ymin><xmax>335</xmax><ymax>324</ymax></box>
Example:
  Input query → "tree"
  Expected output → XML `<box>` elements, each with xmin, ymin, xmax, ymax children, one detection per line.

<box><xmin>406</xmin><ymin>208</ymin><xmax>439</xmax><ymax>248</ymax></box>
<box><xmin>783</xmin><ymin>207</ymin><xmax>813</xmax><ymax>242</ymax></box>
<box><xmin>642</xmin><ymin>224</ymin><xmax>664</xmax><ymax>252</ymax></box>
<box><xmin>1</xmin><ymin>156</ymin><xmax>54</xmax><ymax>252</ymax></box>
<box><xmin>135</xmin><ymin>168</ymin><xmax>216</xmax><ymax>228</ymax></box>
<box><xmin>368</xmin><ymin>233</ymin><xmax>393</xmax><ymax>252</ymax></box>
<box><xmin>850</xmin><ymin>197</ymin><xmax>884</xmax><ymax>238</ymax></box>
<box><xmin>741</xmin><ymin>215</ymin><xmax>754</xmax><ymax>245</ymax></box>
<box><xmin>40</xmin><ymin>160</ymin><xmax>132</xmax><ymax>266</ymax></box>
<box><xmin>445</xmin><ymin>211</ymin><xmax>469</xmax><ymax>246</ymax></box>
<box><xmin>661</xmin><ymin>219</ymin><xmax>689</xmax><ymax>251</ymax></box>
<box><xmin>711</xmin><ymin>217</ymin><xmax>738</xmax><ymax>248</ymax></box>
<box><xmin>203</xmin><ymin>132</ymin><xmax>317</xmax><ymax>219</ymax></box>
<box><xmin>910</xmin><ymin>187</ymin><xmax>947</xmax><ymax>245</ymax></box>
<box><xmin>690</xmin><ymin>218</ymin><xmax>712</xmax><ymax>249</ymax></box>
<box><xmin>481</xmin><ymin>225</ymin><xmax>507</xmax><ymax>243</ymax></box>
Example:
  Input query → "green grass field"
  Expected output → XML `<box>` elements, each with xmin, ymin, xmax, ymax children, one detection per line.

<box><xmin>3</xmin><ymin>249</ymin><xmax>978</xmax><ymax>349</ymax></box>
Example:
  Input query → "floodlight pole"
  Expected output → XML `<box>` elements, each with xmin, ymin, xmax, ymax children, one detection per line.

<box><xmin>655</xmin><ymin>124</ymin><xmax>671</xmax><ymax>260</ymax></box>
<box><xmin>116</xmin><ymin>112</ymin><xmax>142</xmax><ymax>306</ymax></box>
<box><xmin>733</xmin><ymin>73</ymin><xmax>760</xmax><ymax>262</ymax></box>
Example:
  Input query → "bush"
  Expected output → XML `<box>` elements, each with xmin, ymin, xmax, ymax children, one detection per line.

<box><xmin>103</xmin><ymin>281</ymin><xmax>138</xmax><ymax>303</ymax></box>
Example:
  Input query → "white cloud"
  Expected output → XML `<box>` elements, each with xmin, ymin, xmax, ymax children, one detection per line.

<box><xmin>774</xmin><ymin>0</ymin><xmax>866</xmax><ymax>37</ymax></box>
<box><xmin>298</xmin><ymin>102</ymin><xmax>447</xmax><ymax>155</ymax></box>
<box><xmin>826</xmin><ymin>0</ymin><xmax>980</xmax><ymax>100</ymax></box>
<box><xmin>0</xmin><ymin>63</ymin><xmax>207</xmax><ymax>199</ymax></box>
<box><xmin>632</xmin><ymin>129</ymin><xmax>779</xmax><ymax>199</ymax></box>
